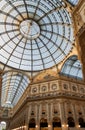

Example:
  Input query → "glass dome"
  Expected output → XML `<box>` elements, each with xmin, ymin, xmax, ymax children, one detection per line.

<box><xmin>60</xmin><ymin>55</ymin><xmax>83</xmax><ymax>80</ymax></box>
<box><xmin>0</xmin><ymin>0</ymin><xmax>74</xmax><ymax>71</ymax></box>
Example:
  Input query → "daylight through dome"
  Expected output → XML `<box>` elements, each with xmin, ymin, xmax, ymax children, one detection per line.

<box><xmin>0</xmin><ymin>0</ymin><xmax>74</xmax><ymax>71</ymax></box>
<box><xmin>20</xmin><ymin>20</ymin><xmax>40</xmax><ymax>39</ymax></box>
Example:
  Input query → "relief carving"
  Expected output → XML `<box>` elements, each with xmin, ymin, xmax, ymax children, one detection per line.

<box><xmin>76</xmin><ymin>12</ymin><xmax>83</xmax><ymax>28</ymax></box>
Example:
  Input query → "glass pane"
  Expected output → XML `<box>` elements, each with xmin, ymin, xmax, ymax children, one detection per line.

<box><xmin>1</xmin><ymin>72</ymin><xmax>30</xmax><ymax>108</ymax></box>
<box><xmin>61</xmin><ymin>55</ymin><xmax>83</xmax><ymax>80</ymax></box>
<box><xmin>0</xmin><ymin>0</ymin><xmax>74</xmax><ymax>71</ymax></box>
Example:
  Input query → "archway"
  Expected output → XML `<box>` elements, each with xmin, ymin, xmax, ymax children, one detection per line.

<box><xmin>40</xmin><ymin>118</ymin><xmax>48</xmax><ymax>130</ymax></box>
<box><xmin>67</xmin><ymin>117</ymin><xmax>75</xmax><ymax>127</ymax></box>
<box><xmin>52</xmin><ymin>117</ymin><xmax>61</xmax><ymax>130</ymax></box>
<box><xmin>29</xmin><ymin>118</ymin><xmax>36</xmax><ymax>130</ymax></box>
<box><xmin>78</xmin><ymin>117</ymin><xmax>85</xmax><ymax>128</ymax></box>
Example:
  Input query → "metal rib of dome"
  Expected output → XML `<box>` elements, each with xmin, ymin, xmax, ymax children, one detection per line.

<box><xmin>1</xmin><ymin>71</ymin><xmax>30</xmax><ymax>107</ymax></box>
<box><xmin>0</xmin><ymin>0</ymin><xmax>74</xmax><ymax>71</ymax></box>
<box><xmin>60</xmin><ymin>55</ymin><xmax>83</xmax><ymax>80</ymax></box>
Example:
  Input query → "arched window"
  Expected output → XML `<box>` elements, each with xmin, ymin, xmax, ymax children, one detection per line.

<box><xmin>52</xmin><ymin>117</ymin><xmax>61</xmax><ymax>127</ymax></box>
<box><xmin>67</xmin><ymin>117</ymin><xmax>75</xmax><ymax>127</ymax></box>
<box><xmin>29</xmin><ymin>118</ymin><xmax>36</xmax><ymax>128</ymax></box>
<box><xmin>40</xmin><ymin>118</ymin><xmax>48</xmax><ymax>127</ymax></box>
<box><xmin>60</xmin><ymin>55</ymin><xmax>83</xmax><ymax>80</ymax></box>
<box><xmin>78</xmin><ymin>118</ymin><xmax>85</xmax><ymax>128</ymax></box>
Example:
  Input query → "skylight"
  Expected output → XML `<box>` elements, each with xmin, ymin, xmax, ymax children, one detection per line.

<box><xmin>1</xmin><ymin>72</ymin><xmax>30</xmax><ymax>107</ymax></box>
<box><xmin>0</xmin><ymin>0</ymin><xmax>74</xmax><ymax>72</ymax></box>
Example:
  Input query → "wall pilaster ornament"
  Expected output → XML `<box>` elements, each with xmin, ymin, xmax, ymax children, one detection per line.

<box><xmin>59</xmin><ymin>101</ymin><xmax>66</xmax><ymax>124</ymax></box>
<box><xmin>36</xmin><ymin>104</ymin><xmax>39</xmax><ymax>122</ymax></box>
<box><xmin>50</xmin><ymin>102</ymin><xmax>53</xmax><ymax>121</ymax></box>
<box><xmin>71</xmin><ymin>103</ymin><xmax>78</xmax><ymax>125</ymax></box>
<box><xmin>81</xmin><ymin>105</ymin><xmax>85</xmax><ymax>120</ymax></box>
<box><xmin>39</xmin><ymin>103</ymin><xmax>42</xmax><ymax>120</ymax></box>
<box><xmin>75</xmin><ymin>12</ymin><xmax>84</xmax><ymax>30</ymax></box>
<box><xmin>47</xmin><ymin>103</ymin><xmax>51</xmax><ymax>122</ymax></box>
<box><xmin>28</xmin><ymin>105</ymin><xmax>31</xmax><ymax>121</ymax></box>
<box><xmin>64</xmin><ymin>102</ymin><xmax>69</xmax><ymax>120</ymax></box>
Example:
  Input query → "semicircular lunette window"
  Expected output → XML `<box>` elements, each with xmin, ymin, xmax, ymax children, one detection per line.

<box><xmin>0</xmin><ymin>0</ymin><xmax>74</xmax><ymax>71</ymax></box>
<box><xmin>60</xmin><ymin>55</ymin><xmax>83</xmax><ymax>80</ymax></box>
<box><xmin>1</xmin><ymin>71</ymin><xmax>30</xmax><ymax>108</ymax></box>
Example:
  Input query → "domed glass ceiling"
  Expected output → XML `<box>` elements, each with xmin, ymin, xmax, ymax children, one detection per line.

<box><xmin>0</xmin><ymin>0</ymin><xmax>74</xmax><ymax>72</ymax></box>
<box><xmin>60</xmin><ymin>55</ymin><xmax>83</xmax><ymax>80</ymax></box>
<box><xmin>1</xmin><ymin>71</ymin><xmax>30</xmax><ymax>107</ymax></box>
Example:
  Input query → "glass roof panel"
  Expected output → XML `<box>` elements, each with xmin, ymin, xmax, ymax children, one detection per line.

<box><xmin>1</xmin><ymin>72</ymin><xmax>30</xmax><ymax>108</ymax></box>
<box><xmin>66</xmin><ymin>0</ymin><xmax>79</xmax><ymax>6</ymax></box>
<box><xmin>0</xmin><ymin>0</ymin><xmax>74</xmax><ymax>71</ymax></box>
<box><xmin>60</xmin><ymin>55</ymin><xmax>83</xmax><ymax>80</ymax></box>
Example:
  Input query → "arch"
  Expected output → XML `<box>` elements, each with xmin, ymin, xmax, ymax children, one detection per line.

<box><xmin>29</xmin><ymin>118</ymin><xmax>36</xmax><ymax>128</ymax></box>
<box><xmin>0</xmin><ymin>121</ymin><xmax>6</xmax><ymax>130</ymax></box>
<box><xmin>78</xmin><ymin>117</ymin><xmax>85</xmax><ymax>128</ymax></box>
<box><xmin>67</xmin><ymin>117</ymin><xmax>75</xmax><ymax>127</ymax></box>
<box><xmin>52</xmin><ymin>117</ymin><xmax>61</xmax><ymax>127</ymax></box>
<box><xmin>60</xmin><ymin>55</ymin><xmax>83</xmax><ymax>80</ymax></box>
<box><xmin>40</xmin><ymin>118</ymin><xmax>48</xmax><ymax>128</ymax></box>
